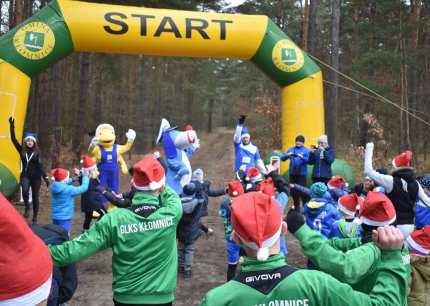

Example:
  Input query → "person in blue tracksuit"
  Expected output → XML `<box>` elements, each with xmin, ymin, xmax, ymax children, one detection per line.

<box><xmin>416</xmin><ymin>175</ymin><xmax>430</xmax><ymax>229</ymax></box>
<box><xmin>233</xmin><ymin>115</ymin><xmax>266</xmax><ymax>175</ymax></box>
<box><xmin>281</xmin><ymin>135</ymin><xmax>310</xmax><ymax>211</ymax></box>
<box><xmin>50</xmin><ymin>168</ymin><xmax>90</xmax><ymax>234</ymax></box>
<box><xmin>219</xmin><ymin>181</ymin><xmax>245</xmax><ymax>281</ymax></box>
<box><xmin>309</xmin><ymin>135</ymin><xmax>336</xmax><ymax>184</ymax></box>
<box><xmin>303</xmin><ymin>182</ymin><xmax>340</xmax><ymax>239</ymax></box>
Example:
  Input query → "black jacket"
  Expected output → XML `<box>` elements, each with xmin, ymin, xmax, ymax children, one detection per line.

<box><xmin>31</xmin><ymin>224</ymin><xmax>77</xmax><ymax>304</ymax></box>
<box><xmin>81</xmin><ymin>178</ymin><xmax>106</xmax><ymax>212</ymax></box>
<box><xmin>387</xmin><ymin>168</ymin><xmax>418</xmax><ymax>225</ymax></box>
<box><xmin>10</xmin><ymin>124</ymin><xmax>47</xmax><ymax>180</ymax></box>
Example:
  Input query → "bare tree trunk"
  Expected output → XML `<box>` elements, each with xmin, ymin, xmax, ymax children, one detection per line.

<box><xmin>302</xmin><ymin>0</ymin><xmax>309</xmax><ymax>51</ymax></box>
<box><xmin>72</xmin><ymin>53</ymin><xmax>90</xmax><ymax>161</ymax></box>
<box><xmin>8</xmin><ymin>0</ymin><xmax>15</xmax><ymax>29</ymax></box>
<box><xmin>327</xmin><ymin>0</ymin><xmax>341</xmax><ymax>148</ymax></box>
<box><xmin>51</xmin><ymin>62</ymin><xmax>64</xmax><ymax>168</ymax></box>
<box><xmin>14</xmin><ymin>0</ymin><xmax>23</xmax><ymax>25</ymax></box>
<box><xmin>308</xmin><ymin>0</ymin><xmax>320</xmax><ymax>55</ymax></box>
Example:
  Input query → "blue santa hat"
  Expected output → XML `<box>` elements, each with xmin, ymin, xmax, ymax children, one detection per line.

<box><xmin>241</xmin><ymin>127</ymin><xmax>250</xmax><ymax>139</ymax></box>
<box><xmin>23</xmin><ymin>132</ymin><xmax>37</xmax><ymax>143</ymax></box>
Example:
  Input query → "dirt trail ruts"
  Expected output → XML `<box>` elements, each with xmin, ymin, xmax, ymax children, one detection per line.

<box><xmin>21</xmin><ymin>127</ymin><xmax>306</xmax><ymax>306</ymax></box>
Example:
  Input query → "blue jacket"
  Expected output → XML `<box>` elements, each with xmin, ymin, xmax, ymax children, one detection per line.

<box><xmin>304</xmin><ymin>198</ymin><xmax>340</xmax><ymax>238</ymax></box>
<box><xmin>416</xmin><ymin>196</ymin><xmax>430</xmax><ymax>229</ymax></box>
<box><xmin>328</xmin><ymin>219</ymin><xmax>362</xmax><ymax>239</ymax></box>
<box><xmin>51</xmin><ymin>176</ymin><xmax>89</xmax><ymax>220</ymax></box>
<box><xmin>281</xmin><ymin>146</ymin><xmax>310</xmax><ymax>176</ymax></box>
<box><xmin>309</xmin><ymin>146</ymin><xmax>336</xmax><ymax>179</ymax></box>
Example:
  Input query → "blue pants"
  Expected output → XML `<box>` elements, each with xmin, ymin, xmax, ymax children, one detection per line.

<box><xmin>53</xmin><ymin>219</ymin><xmax>72</xmax><ymax>235</ymax></box>
<box><xmin>226</xmin><ymin>241</ymin><xmax>241</xmax><ymax>264</ymax></box>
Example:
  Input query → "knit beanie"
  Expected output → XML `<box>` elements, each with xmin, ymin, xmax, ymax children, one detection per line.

<box><xmin>318</xmin><ymin>135</ymin><xmax>328</xmax><ymax>144</ymax></box>
<box><xmin>311</xmin><ymin>182</ymin><xmax>328</xmax><ymax>198</ymax></box>
<box><xmin>295</xmin><ymin>135</ymin><xmax>305</xmax><ymax>143</ymax></box>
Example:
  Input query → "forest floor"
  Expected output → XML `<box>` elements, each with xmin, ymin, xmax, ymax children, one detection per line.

<box><xmin>18</xmin><ymin>127</ymin><xmax>306</xmax><ymax>306</ymax></box>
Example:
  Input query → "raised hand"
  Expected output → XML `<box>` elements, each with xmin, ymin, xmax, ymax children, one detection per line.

<box><xmin>238</xmin><ymin>115</ymin><xmax>246</xmax><ymax>125</ymax></box>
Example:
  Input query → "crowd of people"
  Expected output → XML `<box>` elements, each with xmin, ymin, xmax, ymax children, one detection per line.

<box><xmin>1</xmin><ymin>114</ymin><xmax>430</xmax><ymax>306</ymax></box>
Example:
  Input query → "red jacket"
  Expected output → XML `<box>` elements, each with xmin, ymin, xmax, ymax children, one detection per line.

<box><xmin>0</xmin><ymin>193</ymin><xmax>52</xmax><ymax>300</ymax></box>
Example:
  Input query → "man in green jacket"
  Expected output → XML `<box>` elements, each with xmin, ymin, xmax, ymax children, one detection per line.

<box><xmin>201</xmin><ymin>191</ymin><xmax>408</xmax><ymax>306</ymax></box>
<box><xmin>49</xmin><ymin>156</ymin><xmax>182</xmax><ymax>306</ymax></box>
<box><xmin>287</xmin><ymin>191</ymin><xmax>410</xmax><ymax>302</ymax></box>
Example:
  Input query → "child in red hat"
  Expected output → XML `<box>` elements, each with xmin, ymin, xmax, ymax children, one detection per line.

<box><xmin>406</xmin><ymin>226</ymin><xmax>430</xmax><ymax>305</ymax></box>
<box><xmin>50</xmin><ymin>165</ymin><xmax>90</xmax><ymax>235</ymax></box>
<box><xmin>328</xmin><ymin>193</ymin><xmax>363</xmax><ymax>239</ymax></box>
<box><xmin>218</xmin><ymin>180</ymin><xmax>245</xmax><ymax>281</ymax></box>
<box><xmin>365</xmin><ymin>142</ymin><xmax>430</xmax><ymax>238</ymax></box>
<box><xmin>201</xmin><ymin>192</ymin><xmax>408</xmax><ymax>306</ymax></box>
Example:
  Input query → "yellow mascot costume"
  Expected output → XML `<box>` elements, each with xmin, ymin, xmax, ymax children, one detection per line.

<box><xmin>88</xmin><ymin>124</ymin><xmax>136</xmax><ymax>197</ymax></box>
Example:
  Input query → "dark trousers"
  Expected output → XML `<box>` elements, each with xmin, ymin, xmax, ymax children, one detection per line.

<box><xmin>113</xmin><ymin>300</ymin><xmax>172</xmax><ymax>306</ymax></box>
<box><xmin>312</xmin><ymin>177</ymin><xmax>330</xmax><ymax>185</ymax></box>
<box><xmin>21</xmin><ymin>176</ymin><xmax>41</xmax><ymax>222</ymax></box>
<box><xmin>289</xmin><ymin>174</ymin><xmax>309</xmax><ymax>211</ymax></box>
<box><xmin>83</xmin><ymin>208</ymin><xmax>108</xmax><ymax>230</ymax></box>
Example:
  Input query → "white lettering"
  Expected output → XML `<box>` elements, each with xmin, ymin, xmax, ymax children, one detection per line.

<box><xmin>268</xmin><ymin>300</ymin><xmax>309</xmax><ymax>306</ymax></box>
<box><xmin>118</xmin><ymin>217</ymin><xmax>175</xmax><ymax>235</ymax></box>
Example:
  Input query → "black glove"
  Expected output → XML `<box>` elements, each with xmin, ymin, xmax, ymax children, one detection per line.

<box><xmin>8</xmin><ymin>117</ymin><xmax>14</xmax><ymax>128</ymax></box>
<box><xmin>285</xmin><ymin>209</ymin><xmax>305</xmax><ymax>234</ymax></box>
<box><xmin>238</xmin><ymin>115</ymin><xmax>246</xmax><ymax>125</ymax></box>
<box><xmin>267</xmin><ymin>172</ymin><xmax>289</xmax><ymax>194</ymax></box>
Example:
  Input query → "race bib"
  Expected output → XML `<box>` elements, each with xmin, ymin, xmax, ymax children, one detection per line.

<box><xmin>107</xmin><ymin>154</ymin><xmax>113</xmax><ymax>161</ymax></box>
<box><xmin>242</xmin><ymin>156</ymin><xmax>251</xmax><ymax>164</ymax></box>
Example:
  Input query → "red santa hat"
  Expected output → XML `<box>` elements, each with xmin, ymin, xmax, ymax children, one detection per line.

<box><xmin>256</xmin><ymin>178</ymin><xmax>276</xmax><ymax>198</ymax></box>
<box><xmin>51</xmin><ymin>168</ymin><xmax>69</xmax><ymax>182</ymax></box>
<box><xmin>338</xmin><ymin>193</ymin><xmax>363</xmax><ymax>217</ymax></box>
<box><xmin>231</xmin><ymin>192</ymin><xmax>282</xmax><ymax>261</ymax></box>
<box><xmin>406</xmin><ymin>226</ymin><xmax>430</xmax><ymax>255</ymax></box>
<box><xmin>328</xmin><ymin>175</ymin><xmax>348</xmax><ymax>190</ymax></box>
<box><xmin>80</xmin><ymin>155</ymin><xmax>97</xmax><ymax>171</ymax></box>
<box><xmin>359</xmin><ymin>191</ymin><xmax>396</xmax><ymax>226</ymax></box>
<box><xmin>132</xmin><ymin>156</ymin><xmax>165</xmax><ymax>191</ymax></box>
<box><xmin>246</xmin><ymin>167</ymin><xmax>263</xmax><ymax>183</ymax></box>
<box><xmin>0</xmin><ymin>193</ymin><xmax>52</xmax><ymax>301</ymax></box>
<box><xmin>392</xmin><ymin>150</ymin><xmax>413</xmax><ymax>168</ymax></box>
<box><xmin>228</xmin><ymin>180</ymin><xmax>244</xmax><ymax>197</ymax></box>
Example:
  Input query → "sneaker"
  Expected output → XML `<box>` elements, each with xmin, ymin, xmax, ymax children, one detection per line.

<box><xmin>156</xmin><ymin>118</ymin><xmax>171</xmax><ymax>144</ymax></box>
<box><xmin>183</xmin><ymin>269</ymin><xmax>192</xmax><ymax>279</ymax></box>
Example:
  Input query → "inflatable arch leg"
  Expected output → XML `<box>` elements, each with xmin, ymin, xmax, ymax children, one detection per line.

<box><xmin>0</xmin><ymin>0</ymin><xmax>324</xmax><ymax>196</ymax></box>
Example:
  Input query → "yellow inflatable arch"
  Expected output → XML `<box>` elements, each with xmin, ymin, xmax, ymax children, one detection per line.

<box><xmin>0</xmin><ymin>0</ymin><xmax>324</xmax><ymax>196</ymax></box>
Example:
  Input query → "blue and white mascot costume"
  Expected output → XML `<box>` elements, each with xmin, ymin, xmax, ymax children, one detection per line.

<box><xmin>233</xmin><ymin>115</ymin><xmax>267</xmax><ymax>175</ymax></box>
<box><xmin>156</xmin><ymin>119</ymin><xmax>200</xmax><ymax>194</ymax></box>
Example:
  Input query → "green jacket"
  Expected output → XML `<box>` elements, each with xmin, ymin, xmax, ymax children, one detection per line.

<box><xmin>201</xmin><ymin>251</ymin><xmax>408</xmax><ymax>306</ymax></box>
<box><xmin>408</xmin><ymin>255</ymin><xmax>430</xmax><ymax>306</ymax></box>
<box><xmin>49</xmin><ymin>187</ymin><xmax>182</xmax><ymax>304</ymax></box>
<box><xmin>294</xmin><ymin>224</ymin><xmax>410</xmax><ymax>304</ymax></box>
